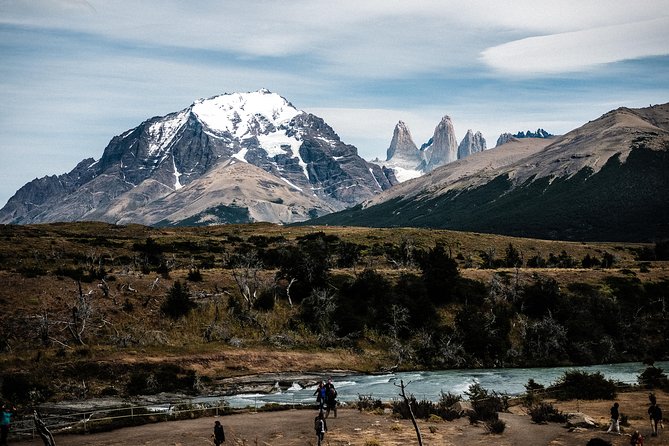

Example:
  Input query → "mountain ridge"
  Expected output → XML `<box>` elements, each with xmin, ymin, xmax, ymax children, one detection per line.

<box><xmin>306</xmin><ymin>103</ymin><xmax>669</xmax><ymax>242</ymax></box>
<box><xmin>0</xmin><ymin>89</ymin><xmax>396</xmax><ymax>226</ymax></box>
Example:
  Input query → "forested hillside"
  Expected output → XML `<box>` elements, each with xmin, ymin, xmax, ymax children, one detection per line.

<box><xmin>0</xmin><ymin>222</ymin><xmax>668</xmax><ymax>404</ymax></box>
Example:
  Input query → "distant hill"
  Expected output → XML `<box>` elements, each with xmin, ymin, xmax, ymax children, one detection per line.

<box><xmin>307</xmin><ymin>103</ymin><xmax>669</xmax><ymax>242</ymax></box>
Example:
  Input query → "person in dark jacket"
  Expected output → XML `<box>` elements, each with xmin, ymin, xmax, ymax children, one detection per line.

<box><xmin>649</xmin><ymin>403</ymin><xmax>663</xmax><ymax>436</ymax></box>
<box><xmin>606</xmin><ymin>402</ymin><xmax>620</xmax><ymax>434</ymax></box>
<box><xmin>213</xmin><ymin>420</ymin><xmax>225</xmax><ymax>445</ymax></box>
<box><xmin>325</xmin><ymin>378</ymin><xmax>337</xmax><ymax>418</ymax></box>
<box><xmin>314</xmin><ymin>411</ymin><xmax>327</xmax><ymax>446</ymax></box>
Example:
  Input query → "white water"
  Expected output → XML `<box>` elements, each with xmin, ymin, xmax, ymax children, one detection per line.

<box><xmin>221</xmin><ymin>361</ymin><xmax>668</xmax><ymax>409</ymax></box>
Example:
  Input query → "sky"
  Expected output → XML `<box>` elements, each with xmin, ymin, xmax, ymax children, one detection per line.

<box><xmin>1</xmin><ymin>0</ymin><xmax>668</xmax><ymax>207</ymax></box>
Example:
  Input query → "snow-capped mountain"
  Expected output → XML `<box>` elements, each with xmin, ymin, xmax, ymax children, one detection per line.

<box><xmin>376</xmin><ymin>115</ymin><xmax>487</xmax><ymax>182</ymax></box>
<box><xmin>310</xmin><ymin>103</ymin><xmax>669</xmax><ymax>242</ymax></box>
<box><xmin>0</xmin><ymin>89</ymin><xmax>397</xmax><ymax>226</ymax></box>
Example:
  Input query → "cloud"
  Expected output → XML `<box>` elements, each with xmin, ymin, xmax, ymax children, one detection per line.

<box><xmin>481</xmin><ymin>17</ymin><xmax>669</xmax><ymax>75</ymax></box>
<box><xmin>4</xmin><ymin>0</ymin><xmax>668</xmax><ymax>79</ymax></box>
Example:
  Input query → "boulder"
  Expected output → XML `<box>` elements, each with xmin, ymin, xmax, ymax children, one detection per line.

<box><xmin>449</xmin><ymin>401</ymin><xmax>476</xmax><ymax>417</ymax></box>
<box><xmin>566</xmin><ymin>412</ymin><xmax>599</xmax><ymax>429</ymax></box>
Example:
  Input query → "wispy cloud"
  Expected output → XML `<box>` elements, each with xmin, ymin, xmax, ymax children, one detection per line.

<box><xmin>481</xmin><ymin>18</ymin><xmax>669</xmax><ymax>75</ymax></box>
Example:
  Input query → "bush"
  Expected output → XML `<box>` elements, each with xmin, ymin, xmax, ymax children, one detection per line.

<box><xmin>186</xmin><ymin>268</ymin><xmax>203</xmax><ymax>281</ymax></box>
<box><xmin>438</xmin><ymin>391</ymin><xmax>462</xmax><ymax>408</ymax></box>
<box><xmin>549</xmin><ymin>370</ymin><xmax>617</xmax><ymax>400</ymax></box>
<box><xmin>357</xmin><ymin>394</ymin><xmax>383</xmax><ymax>411</ymax></box>
<box><xmin>638</xmin><ymin>366</ymin><xmax>669</xmax><ymax>390</ymax></box>
<box><xmin>522</xmin><ymin>379</ymin><xmax>545</xmax><ymax>407</ymax></box>
<box><xmin>528</xmin><ymin>402</ymin><xmax>568</xmax><ymax>424</ymax></box>
<box><xmin>465</xmin><ymin>383</ymin><xmax>508</xmax><ymax>424</ymax></box>
<box><xmin>161</xmin><ymin>281</ymin><xmax>196</xmax><ymax>319</ymax></box>
<box><xmin>392</xmin><ymin>395</ymin><xmax>434</xmax><ymax>419</ymax></box>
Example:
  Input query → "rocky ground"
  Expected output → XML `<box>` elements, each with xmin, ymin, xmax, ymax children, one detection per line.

<box><xmin>12</xmin><ymin>390</ymin><xmax>668</xmax><ymax>446</ymax></box>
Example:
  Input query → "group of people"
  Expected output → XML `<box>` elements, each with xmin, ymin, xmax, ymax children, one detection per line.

<box><xmin>606</xmin><ymin>393</ymin><xmax>664</xmax><ymax>445</ymax></box>
<box><xmin>210</xmin><ymin>377</ymin><xmax>338</xmax><ymax>446</ymax></box>
<box><xmin>313</xmin><ymin>378</ymin><xmax>338</xmax><ymax>446</ymax></box>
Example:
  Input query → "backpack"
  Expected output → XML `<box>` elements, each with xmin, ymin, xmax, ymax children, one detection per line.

<box><xmin>315</xmin><ymin>418</ymin><xmax>324</xmax><ymax>432</ymax></box>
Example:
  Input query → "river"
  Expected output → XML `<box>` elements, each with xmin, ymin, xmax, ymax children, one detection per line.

<box><xmin>221</xmin><ymin>361</ymin><xmax>668</xmax><ymax>409</ymax></box>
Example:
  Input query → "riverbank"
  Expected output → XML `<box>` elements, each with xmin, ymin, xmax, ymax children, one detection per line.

<box><xmin>13</xmin><ymin>390</ymin><xmax>668</xmax><ymax>446</ymax></box>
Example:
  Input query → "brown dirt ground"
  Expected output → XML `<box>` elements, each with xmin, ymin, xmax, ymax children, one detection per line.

<box><xmin>12</xmin><ymin>391</ymin><xmax>669</xmax><ymax>446</ymax></box>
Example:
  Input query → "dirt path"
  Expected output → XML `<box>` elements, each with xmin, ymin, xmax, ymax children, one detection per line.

<box><xmin>12</xmin><ymin>407</ymin><xmax>565</xmax><ymax>446</ymax></box>
<box><xmin>12</xmin><ymin>391</ymin><xmax>669</xmax><ymax>446</ymax></box>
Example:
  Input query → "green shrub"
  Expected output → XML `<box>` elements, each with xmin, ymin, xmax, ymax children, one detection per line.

<box><xmin>357</xmin><ymin>394</ymin><xmax>383</xmax><ymax>411</ymax></box>
<box><xmin>549</xmin><ymin>370</ymin><xmax>617</xmax><ymax>400</ymax></box>
<box><xmin>528</xmin><ymin>402</ymin><xmax>568</xmax><ymax>423</ymax></box>
<box><xmin>465</xmin><ymin>383</ymin><xmax>508</xmax><ymax>424</ymax></box>
<box><xmin>186</xmin><ymin>268</ymin><xmax>203</xmax><ymax>281</ymax></box>
<box><xmin>161</xmin><ymin>281</ymin><xmax>195</xmax><ymax>319</ymax></box>
<box><xmin>638</xmin><ymin>366</ymin><xmax>669</xmax><ymax>390</ymax></box>
<box><xmin>438</xmin><ymin>391</ymin><xmax>462</xmax><ymax>408</ymax></box>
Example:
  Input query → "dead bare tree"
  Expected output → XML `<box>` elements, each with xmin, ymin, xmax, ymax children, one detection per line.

<box><xmin>231</xmin><ymin>251</ymin><xmax>265</xmax><ymax>310</ymax></box>
<box><xmin>386</xmin><ymin>304</ymin><xmax>410</xmax><ymax>367</ymax></box>
<box><xmin>33</xmin><ymin>410</ymin><xmax>56</xmax><ymax>446</ymax></box>
<box><xmin>68</xmin><ymin>281</ymin><xmax>92</xmax><ymax>346</ymax></box>
<box><xmin>394</xmin><ymin>379</ymin><xmax>423</xmax><ymax>446</ymax></box>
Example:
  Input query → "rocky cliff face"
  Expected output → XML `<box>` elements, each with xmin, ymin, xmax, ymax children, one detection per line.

<box><xmin>0</xmin><ymin>89</ymin><xmax>397</xmax><ymax>226</ymax></box>
<box><xmin>457</xmin><ymin>129</ymin><xmax>487</xmax><ymax>160</ymax></box>
<box><xmin>424</xmin><ymin>115</ymin><xmax>458</xmax><ymax>170</ymax></box>
<box><xmin>380</xmin><ymin>115</ymin><xmax>486</xmax><ymax>179</ymax></box>
<box><xmin>385</xmin><ymin>121</ymin><xmax>423</xmax><ymax>166</ymax></box>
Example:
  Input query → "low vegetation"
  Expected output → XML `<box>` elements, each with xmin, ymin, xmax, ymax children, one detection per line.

<box><xmin>0</xmin><ymin>222</ymin><xmax>668</xmax><ymax>407</ymax></box>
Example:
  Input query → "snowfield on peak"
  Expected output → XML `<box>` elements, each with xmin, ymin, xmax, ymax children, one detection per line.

<box><xmin>147</xmin><ymin>110</ymin><xmax>189</xmax><ymax>156</ymax></box>
<box><xmin>191</xmin><ymin>90</ymin><xmax>302</xmax><ymax>137</ymax></box>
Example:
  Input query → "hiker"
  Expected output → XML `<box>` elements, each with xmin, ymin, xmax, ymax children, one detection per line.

<box><xmin>314</xmin><ymin>411</ymin><xmax>327</xmax><ymax>446</ymax></box>
<box><xmin>0</xmin><ymin>404</ymin><xmax>14</xmax><ymax>446</ymax></box>
<box><xmin>630</xmin><ymin>430</ymin><xmax>644</xmax><ymax>446</ymax></box>
<box><xmin>212</xmin><ymin>420</ymin><xmax>225</xmax><ymax>445</ymax></box>
<box><xmin>325</xmin><ymin>379</ymin><xmax>338</xmax><ymax>419</ymax></box>
<box><xmin>314</xmin><ymin>381</ymin><xmax>326</xmax><ymax>411</ymax></box>
<box><xmin>606</xmin><ymin>402</ymin><xmax>620</xmax><ymax>434</ymax></box>
<box><xmin>649</xmin><ymin>403</ymin><xmax>663</xmax><ymax>437</ymax></box>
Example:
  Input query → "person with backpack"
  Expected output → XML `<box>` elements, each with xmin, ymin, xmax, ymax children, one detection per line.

<box><xmin>325</xmin><ymin>379</ymin><xmax>338</xmax><ymax>419</ymax></box>
<box><xmin>314</xmin><ymin>411</ymin><xmax>327</xmax><ymax>446</ymax></box>
<box><xmin>649</xmin><ymin>403</ymin><xmax>663</xmax><ymax>437</ymax></box>
<box><xmin>212</xmin><ymin>420</ymin><xmax>225</xmax><ymax>445</ymax></box>
<box><xmin>314</xmin><ymin>381</ymin><xmax>327</xmax><ymax>410</ymax></box>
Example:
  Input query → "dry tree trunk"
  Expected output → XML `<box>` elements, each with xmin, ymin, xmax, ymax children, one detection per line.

<box><xmin>33</xmin><ymin>410</ymin><xmax>56</xmax><ymax>446</ymax></box>
<box><xmin>396</xmin><ymin>379</ymin><xmax>423</xmax><ymax>446</ymax></box>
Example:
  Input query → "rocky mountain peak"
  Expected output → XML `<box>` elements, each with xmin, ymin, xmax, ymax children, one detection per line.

<box><xmin>0</xmin><ymin>90</ymin><xmax>396</xmax><ymax>226</ymax></box>
<box><xmin>458</xmin><ymin>130</ymin><xmax>487</xmax><ymax>160</ymax></box>
<box><xmin>386</xmin><ymin>121</ymin><xmax>421</xmax><ymax>164</ymax></box>
<box><xmin>425</xmin><ymin>115</ymin><xmax>458</xmax><ymax>170</ymax></box>
<box><xmin>495</xmin><ymin>133</ymin><xmax>519</xmax><ymax>147</ymax></box>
